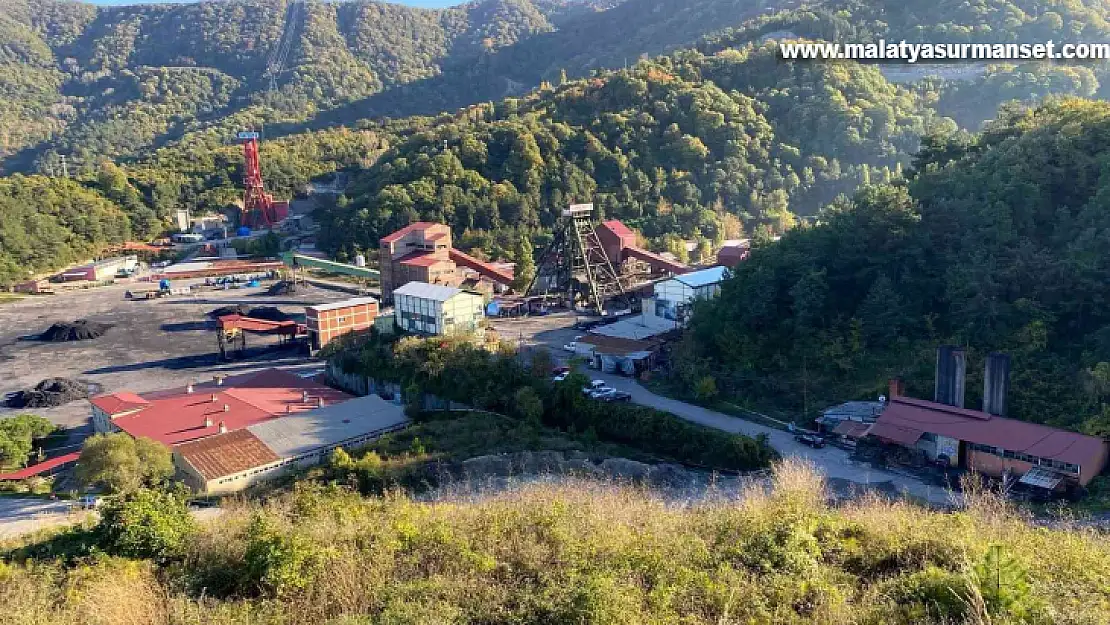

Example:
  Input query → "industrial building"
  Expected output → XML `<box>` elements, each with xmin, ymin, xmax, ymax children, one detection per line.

<box><xmin>174</xmin><ymin>393</ymin><xmax>407</xmax><ymax>495</ymax></box>
<box><xmin>867</xmin><ymin>351</ymin><xmax>1109</xmax><ymax>490</ymax></box>
<box><xmin>89</xmin><ymin>369</ymin><xmax>353</xmax><ymax>446</ymax></box>
<box><xmin>305</xmin><ymin>297</ymin><xmax>379</xmax><ymax>351</ymax></box>
<box><xmin>588</xmin><ymin>266</ymin><xmax>729</xmax><ymax>341</ymax></box>
<box><xmin>643</xmin><ymin>266</ymin><xmax>729</xmax><ymax>326</ymax></box>
<box><xmin>571</xmin><ymin>335</ymin><xmax>660</xmax><ymax>375</ymax></box>
<box><xmin>57</xmin><ymin>255</ymin><xmax>139</xmax><ymax>282</ymax></box>
<box><xmin>392</xmin><ymin>281</ymin><xmax>485</xmax><ymax>336</ymax></box>
<box><xmin>379</xmin><ymin>222</ymin><xmax>513</xmax><ymax>304</ymax></box>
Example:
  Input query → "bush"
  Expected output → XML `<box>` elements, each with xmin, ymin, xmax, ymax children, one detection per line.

<box><xmin>75</xmin><ymin>434</ymin><xmax>173</xmax><ymax>493</ymax></box>
<box><xmin>96</xmin><ymin>488</ymin><xmax>197</xmax><ymax>561</ymax></box>
<box><xmin>243</xmin><ymin>515</ymin><xmax>328</xmax><ymax>597</ymax></box>
<box><xmin>888</xmin><ymin>566</ymin><xmax>972</xmax><ymax>622</ymax></box>
<box><xmin>0</xmin><ymin>414</ymin><xmax>56</xmax><ymax>470</ymax></box>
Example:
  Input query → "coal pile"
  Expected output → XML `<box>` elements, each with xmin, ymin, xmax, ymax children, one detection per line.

<box><xmin>6</xmin><ymin>378</ymin><xmax>90</xmax><ymax>408</ymax></box>
<box><xmin>267</xmin><ymin>280</ymin><xmax>296</xmax><ymax>295</ymax></box>
<box><xmin>248</xmin><ymin>306</ymin><xmax>292</xmax><ymax>322</ymax></box>
<box><xmin>207</xmin><ymin>304</ymin><xmax>251</xmax><ymax>319</ymax></box>
<box><xmin>38</xmin><ymin>320</ymin><xmax>111</xmax><ymax>342</ymax></box>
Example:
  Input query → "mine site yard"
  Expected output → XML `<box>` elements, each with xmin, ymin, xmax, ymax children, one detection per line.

<box><xmin>0</xmin><ymin>281</ymin><xmax>354</xmax><ymax>432</ymax></box>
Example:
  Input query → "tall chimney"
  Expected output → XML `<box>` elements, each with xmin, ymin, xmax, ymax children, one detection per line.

<box><xmin>888</xmin><ymin>378</ymin><xmax>905</xmax><ymax>399</ymax></box>
<box><xmin>934</xmin><ymin>346</ymin><xmax>966</xmax><ymax>408</ymax></box>
<box><xmin>983</xmin><ymin>352</ymin><xmax>1011</xmax><ymax>416</ymax></box>
<box><xmin>218</xmin><ymin>421</ymin><xmax>227</xmax><ymax>434</ymax></box>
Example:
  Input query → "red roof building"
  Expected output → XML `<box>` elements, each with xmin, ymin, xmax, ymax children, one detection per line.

<box><xmin>90</xmin><ymin>369</ymin><xmax>353</xmax><ymax>447</ymax></box>
<box><xmin>869</xmin><ymin>395</ymin><xmax>1109</xmax><ymax>487</ymax></box>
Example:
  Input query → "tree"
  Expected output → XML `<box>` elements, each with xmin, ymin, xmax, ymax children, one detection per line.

<box><xmin>0</xmin><ymin>415</ymin><xmax>56</xmax><ymax>470</ymax></box>
<box><xmin>96</xmin><ymin>487</ymin><xmax>197</xmax><ymax>561</ymax></box>
<box><xmin>511</xmin><ymin>234</ymin><xmax>536</xmax><ymax>292</ymax></box>
<box><xmin>75</xmin><ymin>433</ymin><xmax>173</xmax><ymax>493</ymax></box>
<box><xmin>512</xmin><ymin>387</ymin><xmax>544</xmax><ymax>424</ymax></box>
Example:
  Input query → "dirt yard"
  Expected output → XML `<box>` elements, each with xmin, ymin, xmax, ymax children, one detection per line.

<box><xmin>0</xmin><ymin>280</ymin><xmax>352</xmax><ymax>431</ymax></box>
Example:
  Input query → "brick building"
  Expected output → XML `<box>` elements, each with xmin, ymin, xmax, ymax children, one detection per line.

<box><xmin>305</xmin><ymin>297</ymin><xmax>379</xmax><ymax>351</ymax></box>
<box><xmin>378</xmin><ymin>222</ymin><xmax>513</xmax><ymax>304</ymax></box>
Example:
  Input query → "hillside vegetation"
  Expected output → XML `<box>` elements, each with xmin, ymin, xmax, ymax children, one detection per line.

<box><xmin>2</xmin><ymin>463</ymin><xmax>1108</xmax><ymax>624</ymax></box>
<box><xmin>676</xmin><ymin>98</ymin><xmax>1110</xmax><ymax>436</ymax></box>
<box><xmin>318</xmin><ymin>42</ymin><xmax>943</xmax><ymax>258</ymax></box>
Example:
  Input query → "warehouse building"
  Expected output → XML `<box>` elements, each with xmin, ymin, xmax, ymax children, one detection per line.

<box><xmin>174</xmin><ymin>393</ymin><xmax>408</xmax><ymax>495</ymax></box>
<box><xmin>392</xmin><ymin>281</ymin><xmax>485</xmax><ymax>336</ymax></box>
<box><xmin>305</xmin><ymin>297</ymin><xmax>379</xmax><ymax>351</ymax></box>
<box><xmin>89</xmin><ymin>369</ymin><xmax>353</xmax><ymax>445</ymax></box>
<box><xmin>57</xmin><ymin>255</ymin><xmax>139</xmax><ymax>282</ymax></box>
<box><xmin>643</xmin><ymin>266</ymin><xmax>728</xmax><ymax>326</ymax></box>
<box><xmin>868</xmin><ymin>351</ymin><xmax>1110</xmax><ymax>490</ymax></box>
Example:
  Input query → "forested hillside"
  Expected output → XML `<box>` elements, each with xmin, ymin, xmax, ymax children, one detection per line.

<box><xmin>318</xmin><ymin>43</ymin><xmax>942</xmax><ymax>259</ymax></box>
<box><xmin>0</xmin><ymin>0</ymin><xmax>779</xmax><ymax>174</ymax></box>
<box><xmin>677</xmin><ymin>99</ymin><xmax>1110</xmax><ymax>436</ymax></box>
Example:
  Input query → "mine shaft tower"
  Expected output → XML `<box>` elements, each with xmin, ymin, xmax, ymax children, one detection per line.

<box><xmin>527</xmin><ymin>203</ymin><xmax>626</xmax><ymax>312</ymax></box>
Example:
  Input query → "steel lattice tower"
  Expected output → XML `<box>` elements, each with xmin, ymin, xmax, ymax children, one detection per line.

<box><xmin>527</xmin><ymin>204</ymin><xmax>625</xmax><ymax>312</ymax></box>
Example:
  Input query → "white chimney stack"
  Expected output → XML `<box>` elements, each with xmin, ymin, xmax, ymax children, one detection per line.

<box><xmin>205</xmin><ymin>416</ymin><xmax>213</xmax><ymax>428</ymax></box>
<box><xmin>302</xmin><ymin>390</ymin><xmax>310</xmax><ymax>403</ymax></box>
<box><xmin>317</xmin><ymin>397</ymin><xmax>324</xmax><ymax>408</ymax></box>
<box><xmin>218</xmin><ymin>421</ymin><xmax>227</xmax><ymax>434</ymax></box>
<box><xmin>186</xmin><ymin>383</ymin><xmax>194</xmax><ymax>394</ymax></box>
<box><xmin>215</xmin><ymin>375</ymin><xmax>224</xmax><ymax>386</ymax></box>
<box><xmin>223</xmin><ymin>404</ymin><xmax>230</xmax><ymax>413</ymax></box>
<box><xmin>211</xmin><ymin>394</ymin><xmax>218</xmax><ymax>403</ymax></box>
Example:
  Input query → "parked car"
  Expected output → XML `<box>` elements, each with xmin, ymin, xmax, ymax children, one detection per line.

<box><xmin>553</xmin><ymin>372</ymin><xmax>569</xmax><ymax>382</ymax></box>
<box><xmin>589</xmin><ymin>387</ymin><xmax>617</xmax><ymax>399</ymax></box>
<box><xmin>602</xmin><ymin>390</ymin><xmax>632</xmax><ymax>402</ymax></box>
<box><xmin>552</xmin><ymin>366</ymin><xmax>570</xmax><ymax>375</ymax></box>
<box><xmin>582</xmin><ymin>380</ymin><xmax>608</xmax><ymax>395</ymax></box>
<box><xmin>794</xmin><ymin>433</ymin><xmax>826</xmax><ymax>448</ymax></box>
<box><xmin>563</xmin><ymin>342</ymin><xmax>578</xmax><ymax>352</ymax></box>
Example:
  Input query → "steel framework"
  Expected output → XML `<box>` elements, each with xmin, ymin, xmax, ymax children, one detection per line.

<box><xmin>239</xmin><ymin>134</ymin><xmax>281</xmax><ymax>228</ymax></box>
<box><xmin>527</xmin><ymin>203</ymin><xmax>625</xmax><ymax>312</ymax></box>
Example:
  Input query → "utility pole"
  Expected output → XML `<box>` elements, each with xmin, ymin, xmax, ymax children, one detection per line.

<box><xmin>60</xmin><ymin>155</ymin><xmax>69</xmax><ymax>179</ymax></box>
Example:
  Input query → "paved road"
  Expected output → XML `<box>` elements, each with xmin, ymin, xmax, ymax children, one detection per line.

<box><xmin>585</xmin><ymin>370</ymin><xmax>960</xmax><ymax>507</ymax></box>
<box><xmin>0</xmin><ymin>498</ymin><xmax>90</xmax><ymax>541</ymax></box>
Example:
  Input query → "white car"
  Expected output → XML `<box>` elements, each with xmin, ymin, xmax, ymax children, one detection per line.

<box><xmin>589</xmin><ymin>387</ymin><xmax>618</xmax><ymax>400</ymax></box>
<box><xmin>553</xmin><ymin>372</ymin><xmax>569</xmax><ymax>382</ymax></box>
<box><xmin>563</xmin><ymin>342</ymin><xmax>577</xmax><ymax>352</ymax></box>
<box><xmin>582</xmin><ymin>380</ymin><xmax>609</xmax><ymax>395</ymax></box>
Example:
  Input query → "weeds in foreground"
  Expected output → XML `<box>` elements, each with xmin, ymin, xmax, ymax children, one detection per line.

<box><xmin>1</xmin><ymin>461</ymin><xmax>1108</xmax><ymax>625</ymax></box>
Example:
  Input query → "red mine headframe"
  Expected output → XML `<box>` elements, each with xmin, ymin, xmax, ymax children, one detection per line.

<box><xmin>237</xmin><ymin>131</ymin><xmax>288</xmax><ymax>229</ymax></box>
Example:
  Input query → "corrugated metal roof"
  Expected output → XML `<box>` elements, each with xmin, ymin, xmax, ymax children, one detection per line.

<box><xmin>874</xmin><ymin>397</ymin><xmax>1108</xmax><ymax>466</ymax></box>
<box><xmin>393</xmin><ymin>281</ymin><xmax>463</xmax><ymax>302</ymax></box>
<box><xmin>249</xmin><ymin>393</ymin><xmax>408</xmax><ymax>458</ymax></box>
<box><xmin>175</xmin><ymin>429</ymin><xmax>280</xmax><ymax>481</ymax></box>
<box><xmin>380</xmin><ymin>222</ymin><xmax>439</xmax><ymax>243</ymax></box>
<box><xmin>674</xmin><ymin>266</ymin><xmax>729</xmax><ymax>288</ymax></box>
<box><xmin>306</xmin><ymin>297</ymin><xmax>378</xmax><ymax>313</ymax></box>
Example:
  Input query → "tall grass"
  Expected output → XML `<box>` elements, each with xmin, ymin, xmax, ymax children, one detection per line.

<box><xmin>1</xmin><ymin>461</ymin><xmax>1108</xmax><ymax>624</ymax></box>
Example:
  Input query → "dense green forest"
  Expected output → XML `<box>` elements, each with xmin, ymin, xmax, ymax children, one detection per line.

<box><xmin>4</xmin><ymin>0</ymin><xmax>1110</xmax><ymax>283</ymax></box>
<box><xmin>675</xmin><ymin>98</ymin><xmax>1110</xmax><ymax>436</ymax></box>
<box><xmin>318</xmin><ymin>42</ymin><xmax>942</xmax><ymax>259</ymax></box>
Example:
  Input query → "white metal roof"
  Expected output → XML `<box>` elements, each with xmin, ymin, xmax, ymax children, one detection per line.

<box><xmin>591</xmin><ymin>315</ymin><xmax>676</xmax><ymax>340</ymax></box>
<box><xmin>306</xmin><ymin>297</ymin><xmax>378</xmax><ymax>313</ymax></box>
<box><xmin>249</xmin><ymin>393</ymin><xmax>408</xmax><ymax>458</ymax></box>
<box><xmin>393</xmin><ymin>281</ymin><xmax>463</xmax><ymax>302</ymax></box>
<box><xmin>674</xmin><ymin>266</ymin><xmax>729</xmax><ymax>288</ymax></box>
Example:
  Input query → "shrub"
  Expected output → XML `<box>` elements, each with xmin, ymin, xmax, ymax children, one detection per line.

<box><xmin>888</xmin><ymin>566</ymin><xmax>972</xmax><ymax>622</ymax></box>
<box><xmin>96</xmin><ymin>488</ymin><xmax>197</xmax><ymax>561</ymax></box>
<box><xmin>243</xmin><ymin>515</ymin><xmax>329</xmax><ymax>597</ymax></box>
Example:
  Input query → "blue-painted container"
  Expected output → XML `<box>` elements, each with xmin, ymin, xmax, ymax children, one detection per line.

<box><xmin>236</xmin><ymin>226</ymin><xmax>251</xmax><ymax>237</ymax></box>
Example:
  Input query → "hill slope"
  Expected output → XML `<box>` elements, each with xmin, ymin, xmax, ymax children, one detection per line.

<box><xmin>0</xmin><ymin>0</ymin><xmax>781</xmax><ymax>173</ymax></box>
<box><xmin>678</xmin><ymin>98</ymin><xmax>1110</xmax><ymax>435</ymax></box>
